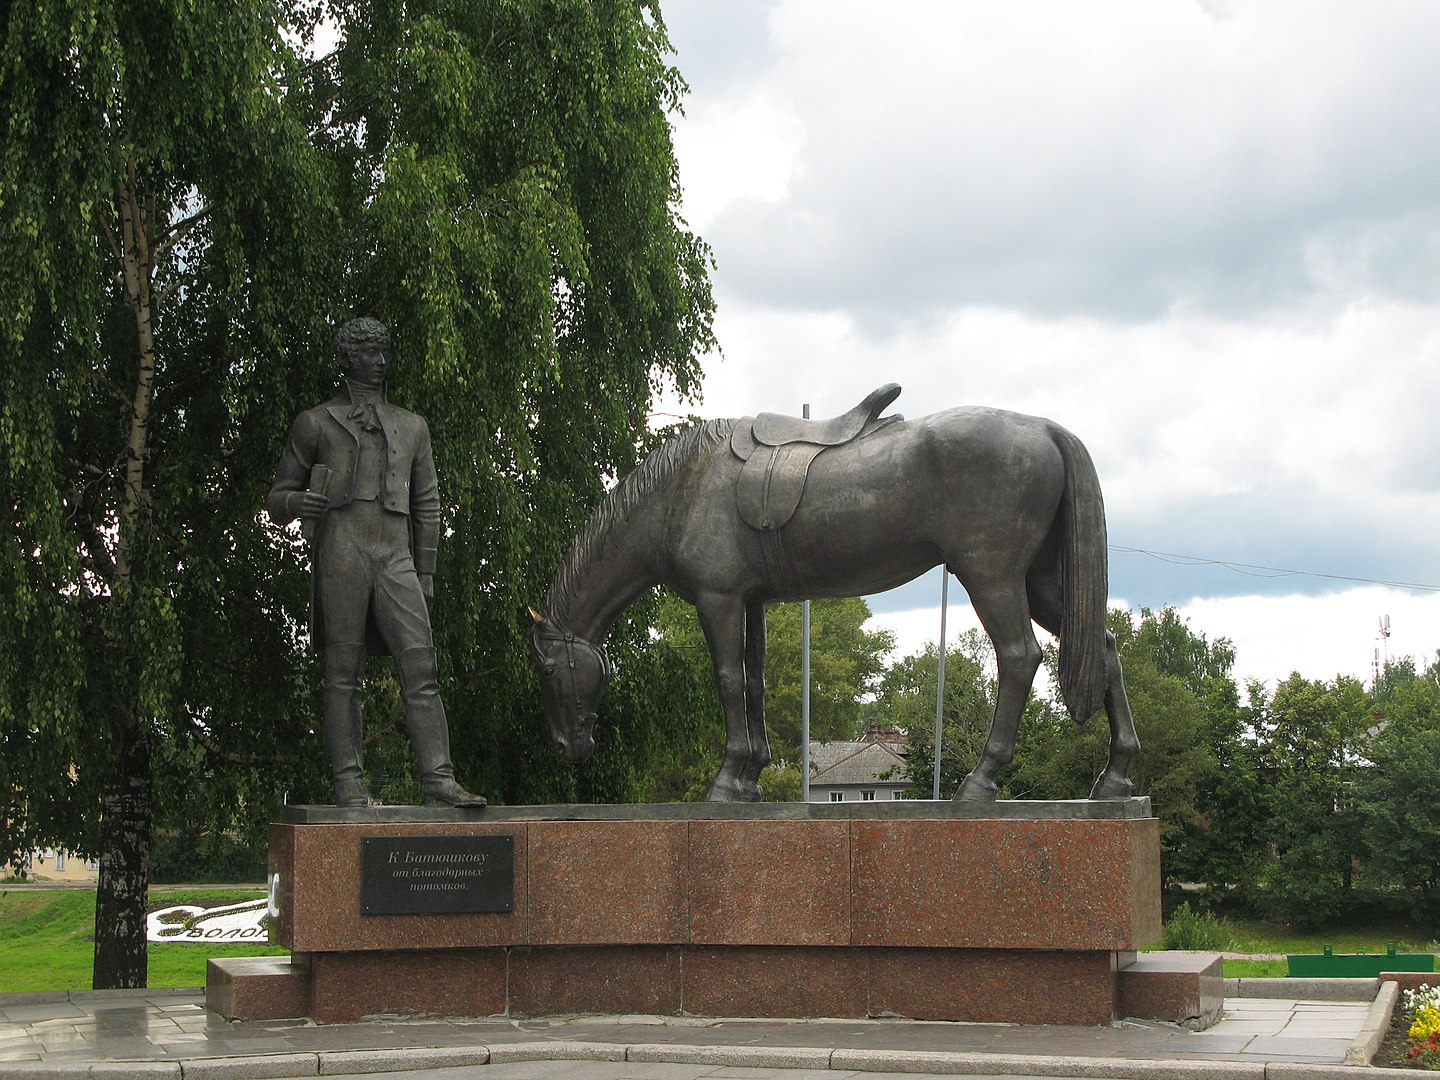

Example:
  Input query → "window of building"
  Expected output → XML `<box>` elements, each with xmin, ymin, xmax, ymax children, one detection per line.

<box><xmin>55</xmin><ymin>852</ymin><xmax>66</xmax><ymax>871</ymax></box>
<box><xmin>829</xmin><ymin>791</ymin><xmax>844</xmax><ymax>802</ymax></box>
<box><xmin>861</xmin><ymin>790</ymin><xmax>876</xmax><ymax>801</ymax></box>
<box><xmin>892</xmin><ymin>790</ymin><xmax>905</xmax><ymax>799</ymax></box>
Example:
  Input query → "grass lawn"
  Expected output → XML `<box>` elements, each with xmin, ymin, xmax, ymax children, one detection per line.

<box><xmin>1223</xmin><ymin>913</ymin><xmax>1440</xmax><ymax>957</ymax></box>
<box><xmin>0</xmin><ymin>888</ymin><xmax>287</xmax><ymax>993</ymax></box>
<box><xmin>1154</xmin><ymin>905</ymin><xmax>1440</xmax><ymax>979</ymax></box>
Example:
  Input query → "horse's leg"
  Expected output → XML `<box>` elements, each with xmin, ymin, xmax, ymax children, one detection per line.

<box><xmin>1089</xmin><ymin>631</ymin><xmax>1140</xmax><ymax>798</ymax></box>
<box><xmin>696</xmin><ymin>594</ymin><xmax>763</xmax><ymax>803</ymax></box>
<box><xmin>955</xmin><ymin>580</ymin><xmax>1042</xmax><ymax>802</ymax></box>
<box><xmin>739</xmin><ymin>601</ymin><xmax>772</xmax><ymax>799</ymax></box>
<box><xmin>1028</xmin><ymin>568</ymin><xmax>1141</xmax><ymax>799</ymax></box>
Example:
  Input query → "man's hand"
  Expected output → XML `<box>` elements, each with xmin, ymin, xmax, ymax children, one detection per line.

<box><xmin>289</xmin><ymin>490</ymin><xmax>331</xmax><ymax>524</ymax></box>
<box><xmin>420</xmin><ymin>573</ymin><xmax>435</xmax><ymax>603</ymax></box>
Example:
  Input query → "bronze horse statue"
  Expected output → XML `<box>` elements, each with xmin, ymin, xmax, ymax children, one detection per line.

<box><xmin>530</xmin><ymin>385</ymin><xmax>1139</xmax><ymax>802</ymax></box>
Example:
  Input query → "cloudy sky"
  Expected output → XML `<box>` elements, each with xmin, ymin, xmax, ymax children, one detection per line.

<box><xmin>655</xmin><ymin>0</ymin><xmax>1440</xmax><ymax>691</ymax></box>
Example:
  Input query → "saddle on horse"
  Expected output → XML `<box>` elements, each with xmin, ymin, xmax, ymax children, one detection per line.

<box><xmin>731</xmin><ymin>383</ymin><xmax>903</xmax><ymax>533</ymax></box>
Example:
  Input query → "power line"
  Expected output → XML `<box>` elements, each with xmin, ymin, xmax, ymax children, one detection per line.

<box><xmin>1108</xmin><ymin>545</ymin><xmax>1440</xmax><ymax>594</ymax></box>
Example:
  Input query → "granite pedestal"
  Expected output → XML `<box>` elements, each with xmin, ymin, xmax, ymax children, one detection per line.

<box><xmin>208</xmin><ymin>800</ymin><xmax>1186</xmax><ymax>1026</ymax></box>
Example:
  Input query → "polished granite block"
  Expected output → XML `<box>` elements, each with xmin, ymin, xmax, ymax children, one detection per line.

<box><xmin>276</xmin><ymin>820</ymin><xmax>530</xmax><ymax>952</ymax></box>
<box><xmin>509</xmin><ymin>946</ymin><xmax>683</xmax><ymax>1017</ymax></box>
<box><xmin>688</xmin><ymin>820</ymin><xmax>850</xmax><ymax>946</ymax></box>
<box><xmin>307</xmin><ymin>948</ymin><xmax>507</xmax><ymax>1024</ymax></box>
<box><xmin>528</xmin><ymin>821</ymin><xmax>688</xmax><ymax>945</ymax></box>
<box><xmin>850</xmin><ymin>817</ymin><xmax>1161</xmax><ymax>950</ymax></box>
<box><xmin>866</xmin><ymin>947</ymin><xmax>1118</xmax><ymax>1026</ymax></box>
<box><xmin>1117</xmin><ymin>950</ymin><xmax>1224</xmax><ymax>1028</ymax></box>
<box><xmin>681</xmin><ymin>946</ymin><xmax>869</xmax><ymax>1018</ymax></box>
<box><xmin>207</xmin><ymin>956</ymin><xmax>310</xmax><ymax>1022</ymax></box>
<box><xmin>236</xmin><ymin>801</ymin><xmax>1165</xmax><ymax>1026</ymax></box>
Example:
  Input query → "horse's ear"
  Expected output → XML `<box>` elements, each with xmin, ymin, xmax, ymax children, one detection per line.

<box><xmin>528</xmin><ymin>606</ymin><xmax>546</xmax><ymax>624</ymax></box>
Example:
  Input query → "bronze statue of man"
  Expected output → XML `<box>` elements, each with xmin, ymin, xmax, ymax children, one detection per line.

<box><xmin>268</xmin><ymin>317</ymin><xmax>485</xmax><ymax>809</ymax></box>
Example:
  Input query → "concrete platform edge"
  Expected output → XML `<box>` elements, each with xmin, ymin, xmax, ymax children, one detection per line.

<box><xmin>1222</xmin><ymin>977</ymin><xmax>1379</xmax><ymax>1001</ymax></box>
<box><xmin>1346</xmin><ymin>979</ymin><xmax>1400</xmax><ymax>1065</ymax></box>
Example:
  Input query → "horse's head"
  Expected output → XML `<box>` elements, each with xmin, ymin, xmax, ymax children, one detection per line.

<box><xmin>528</xmin><ymin>610</ymin><xmax>611</xmax><ymax>763</ymax></box>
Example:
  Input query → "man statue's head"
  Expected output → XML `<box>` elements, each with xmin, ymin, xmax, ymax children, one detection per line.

<box><xmin>335</xmin><ymin>317</ymin><xmax>390</xmax><ymax>369</ymax></box>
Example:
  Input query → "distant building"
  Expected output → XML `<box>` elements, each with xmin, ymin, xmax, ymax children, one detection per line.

<box><xmin>6</xmin><ymin>847</ymin><xmax>99</xmax><ymax>884</ymax></box>
<box><xmin>808</xmin><ymin>724</ymin><xmax>910</xmax><ymax>802</ymax></box>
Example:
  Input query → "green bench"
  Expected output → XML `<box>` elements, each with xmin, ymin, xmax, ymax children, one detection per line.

<box><xmin>1287</xmin><ymin>943</ymin><xmax>1435</xmax><ymax>978</ymax></box>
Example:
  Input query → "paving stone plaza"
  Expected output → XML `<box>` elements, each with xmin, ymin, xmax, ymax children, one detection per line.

<box><xmin>0</xmin><ymin>982</ymin><xmax>1385</xmax><ymax>1079</ymax></box>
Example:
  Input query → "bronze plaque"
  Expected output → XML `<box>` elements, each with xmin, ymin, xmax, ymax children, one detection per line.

<box><xmin>360</xmin><ymin>835</ymin><xmax>514</xmax><ymax>915</ymax></box>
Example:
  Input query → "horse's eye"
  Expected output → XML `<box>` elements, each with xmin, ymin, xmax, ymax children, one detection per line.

<box><xmin>543</xmin><ymin>660</ymin><xmax>556</xmax><ymax>676</ymax></box>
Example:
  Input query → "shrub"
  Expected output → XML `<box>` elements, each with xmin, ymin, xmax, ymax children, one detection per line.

<box><xmin>1161</xmin><ymin>901</ymin><xmax>1235</xmax><ymax>951</ymax></box>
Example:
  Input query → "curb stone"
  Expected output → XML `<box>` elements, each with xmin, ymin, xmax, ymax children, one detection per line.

<box><xmin>486</xmin><ymin>1041</ymin><xmax>626</xmax><ymax>1063</ymax></box>
<box><xmin>3</xmin><ymin>1067</ymin><xmax>179</xmax><ymax>1080</ymax></box>
<box><xmin>830</xmin><ymin>1047</ymin><xmax>1267</xmax><ymax>1078</ymax></box>
<box><xmin>626</xmin><ymin>1044</ymin><xmax>834</xmax><ymax>1069</ymax></box>
<box><xmin>179</xmin><ymin>1052</ymin><xmax>320</xmax><ymax>1079</ymax></box>
<box><xmin>0</xmin><ymin>1045</ymin><xmax>1431</xmax><ymax>1080</ymax></box>
<box><xmin>1263</xmin><ymin>1066</ymin><xmax>1429</xmax><ymax>1078</ymax></box>
<box><xmin>317</xmin><ymin>1046</ymin><xmax>491</xmax><ymax>1073</ymax></box>
<box><xmin>1346</xmin><ymin>980</ymin><xmax>1400</xmax><ymax>1065</ymax></box>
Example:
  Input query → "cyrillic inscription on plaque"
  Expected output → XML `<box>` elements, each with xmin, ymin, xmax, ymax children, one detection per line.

<box><xmin>360</xmin><ymin>835</ymin><xmax>514</xmax><ymax>915</ymax></box>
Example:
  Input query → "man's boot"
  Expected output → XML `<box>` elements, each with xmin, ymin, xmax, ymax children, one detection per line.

<box><xmin>395</xmin><ymin>646</ymin><xmax>486</xmax><ymax>808</ymax></box>
<box><xmin>324</xmin><ymin>642</ymin><xmax>376</xmax><ymax>807</ymax></box>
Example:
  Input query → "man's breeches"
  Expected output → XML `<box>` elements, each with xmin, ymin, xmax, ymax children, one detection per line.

<box><xmin>314</xmin><ymin>500</ymin><xmax>454</xmax><ymax>791</ymax></box>
<box><xmin>315</xmin><ymin>499</ymin><xmax>432</xmax><ymax>651</ymax></box>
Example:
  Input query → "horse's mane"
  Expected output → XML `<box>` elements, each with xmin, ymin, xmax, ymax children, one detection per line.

<box><xmin>545</xmin><ymin>417</ymin><xmax>739</xmax><ymax>626</ymax></box>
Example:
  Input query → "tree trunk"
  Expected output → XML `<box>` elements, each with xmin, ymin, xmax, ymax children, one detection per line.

<box><xmin>91</xmin><ymin>157</ymin><xmax>160</xmax><ymax>991</ymax></box>
<box><xmin>92</xmin><ymin>719</ymin><xmax>153</xmax><ymax>989</ymax></box>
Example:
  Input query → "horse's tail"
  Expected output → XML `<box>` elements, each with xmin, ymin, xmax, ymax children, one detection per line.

<box><xmin>1051</xmin><ymin>423</ymin><xmax>1109</xmax><ymax>725</ymax></box>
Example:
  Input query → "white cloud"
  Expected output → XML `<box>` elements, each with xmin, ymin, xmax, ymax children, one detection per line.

<box><xmin>671</xmin><ymin>90</ymin><xmax>802</xmax><ymax>232</ymax></box>
<box><xmin>1177</xmin><ymin>587</ymin><xmax>1440</xmax><ymax>691</ymax></box>
<box><xmin>868</xmin><ymin>585</ymin><xmax>1440</xmax><ymax>708</ymax></box>
<box><xmin>671</xmin><ymin>0</ymin><xmax>1440</xmax><ymax>321</ymax></box>
<box><xmin>655</xmin><ymin>1</ymin><xmax>1440</xmax><ymax>666</ymax></box>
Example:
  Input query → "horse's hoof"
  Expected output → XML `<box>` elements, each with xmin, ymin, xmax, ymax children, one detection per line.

<box><xmin>954</xmin><ymin>773</ymin><xmax>998</xmax><ymax>802</ymax></box>
<box><xmin>1089</xmin><ymin>772</ymin><xmax>1134</xmax><ymax>800</ymax></box>
<box><xmin>706</xmin><ymin>776</ymin><xmax>747</xmax><ymax>802</ymax></box>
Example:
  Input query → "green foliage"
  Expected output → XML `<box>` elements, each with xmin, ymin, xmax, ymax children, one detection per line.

<box><xmin>1160</xmin><ymin>901</ymin><xmax>1234</xmax><ymax>951</ymax></box>
<box><xmin>639</xmin><ymin>593</ymin><xmax>892</xmax><ymax>799</ymax></box>
<box><xmin>1355</xmin><ymin>659</ymin><xmax>1440</xmax><ymax>930</ymax></box>
<box><xmin>319</xmin><ymin>0</ymin><xmax>716</xmax><ymax>807</ymax></box>
<box><xmin>2</xmin><ymin>0</ymin><xmax>714</xmax><ymax>986</ymax></box>
<box><xmin>636</xmin><ymin>596</ymin><xmax>892</xmax><ymax>800</ymax></box>
<box><xmin>764</xmin><ymin>598</ymin><xmax>894</xmax><ymax>761</ymax></box>
<box><xmin>759</xmin><ymin>761</ymin><xmax>803</xmax><ymax>802</ymax></box>
<box><xmin>1255</xmin><ymin>673</ymin><xmax>1370</xmax><ymax>928</ymax></box>
<box><xmin>879</xmin><ymin>630</ymin><xmax>1021</xmax><ymax>798</ymax></box>
<box><xmin>149</xmin><ymin>830</ymin><xmax>267</xmax><ymax>885</ymax></box>
<box><xmin>1</xmin><ymin>0</ymin><xmax>341</xmax><ymax>987</ymax></box>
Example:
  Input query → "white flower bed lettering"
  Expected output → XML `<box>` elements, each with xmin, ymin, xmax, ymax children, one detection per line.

<box><xmin>147</xmin><ymin>898</ymin><xmax>270</xmax><ymax>943</ymax></box>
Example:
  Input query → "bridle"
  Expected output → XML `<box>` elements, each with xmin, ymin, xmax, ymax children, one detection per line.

<box><xmin>533</xmin><ymin>621</ymin><xmax>610</xmax><ymax>721</ymax></box>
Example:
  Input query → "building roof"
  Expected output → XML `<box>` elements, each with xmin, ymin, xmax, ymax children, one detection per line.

<box><xmin>808</xmin><ymin>739</ymin><xmax>908</xmax><ymax>787</ymax></box>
